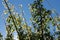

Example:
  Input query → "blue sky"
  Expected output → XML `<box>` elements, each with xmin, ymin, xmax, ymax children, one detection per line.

<box><xmin>0</xmin><ymin>0</ymin><xmax>60</xmax><ymax>38</ymax></box>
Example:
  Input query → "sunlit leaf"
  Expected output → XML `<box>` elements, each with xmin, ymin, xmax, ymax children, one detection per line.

<box><xmin>10</xmin><ymin>5</ymin><xmax>14</xmax><ymax>12</ymax></box>
<box><xmin>3</xmin><ymin>10</ymin><xmax>8</xmax><ymax>14</ymax></box>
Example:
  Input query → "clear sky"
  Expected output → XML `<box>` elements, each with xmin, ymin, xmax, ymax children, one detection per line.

<box><xmin>0</xmin><ymin>0</ymin><xmax>60</xmax><ymax>38</ymax></box>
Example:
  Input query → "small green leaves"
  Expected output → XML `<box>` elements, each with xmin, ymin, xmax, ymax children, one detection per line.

<box><xmin>3</xmin><ymin>10</ymin><xmax>8</xmax><ymax>14</ymax></box>
<box><xmin>58</xmin><ymin>17</ymin><xmax>60</xmax><ymax>21</ymax></box>
<box><xmin>57</xmin><ymin>24</ymin><xmax>60</xmax><ymax>30</ymax></box>
<box><xmin>52</xmin><ymin>20</ymin><xmax>56</xmax><ymax>26</ymax></box>
<box><xmin>10</xmin><ymin>5</ymin><xmax>14</xmax><ymax>12</ymax></box>
<box><xmin>6</xmin><ymin>17</ymin><xmax>10</xmax><ymax>23</ymax></box>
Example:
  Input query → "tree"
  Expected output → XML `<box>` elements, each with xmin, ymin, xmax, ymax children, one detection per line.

<box><xmin>30</xmin><ymin>0</ymin><xmax>53</xmax><ymax>40</ymax></box>
<box><xmin>3</xmin><ymin>0</ymin><xmax>24</xmax><ymax>40</ymax></box>
<box><xmin>3</xmin><ymin>0</ymin><xmax>32</xmax><ymax>40</ymax></box>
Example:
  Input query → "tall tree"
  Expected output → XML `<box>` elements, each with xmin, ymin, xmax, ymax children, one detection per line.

<box><xmin>3</xmin><ymin>0</ymin><xmax>24</xmax><ymax>40</ymax></box>
<box><xmin>30</xmin><ymin>0</ymin><xmax>53</xmax><ymax>40</ymax></box>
